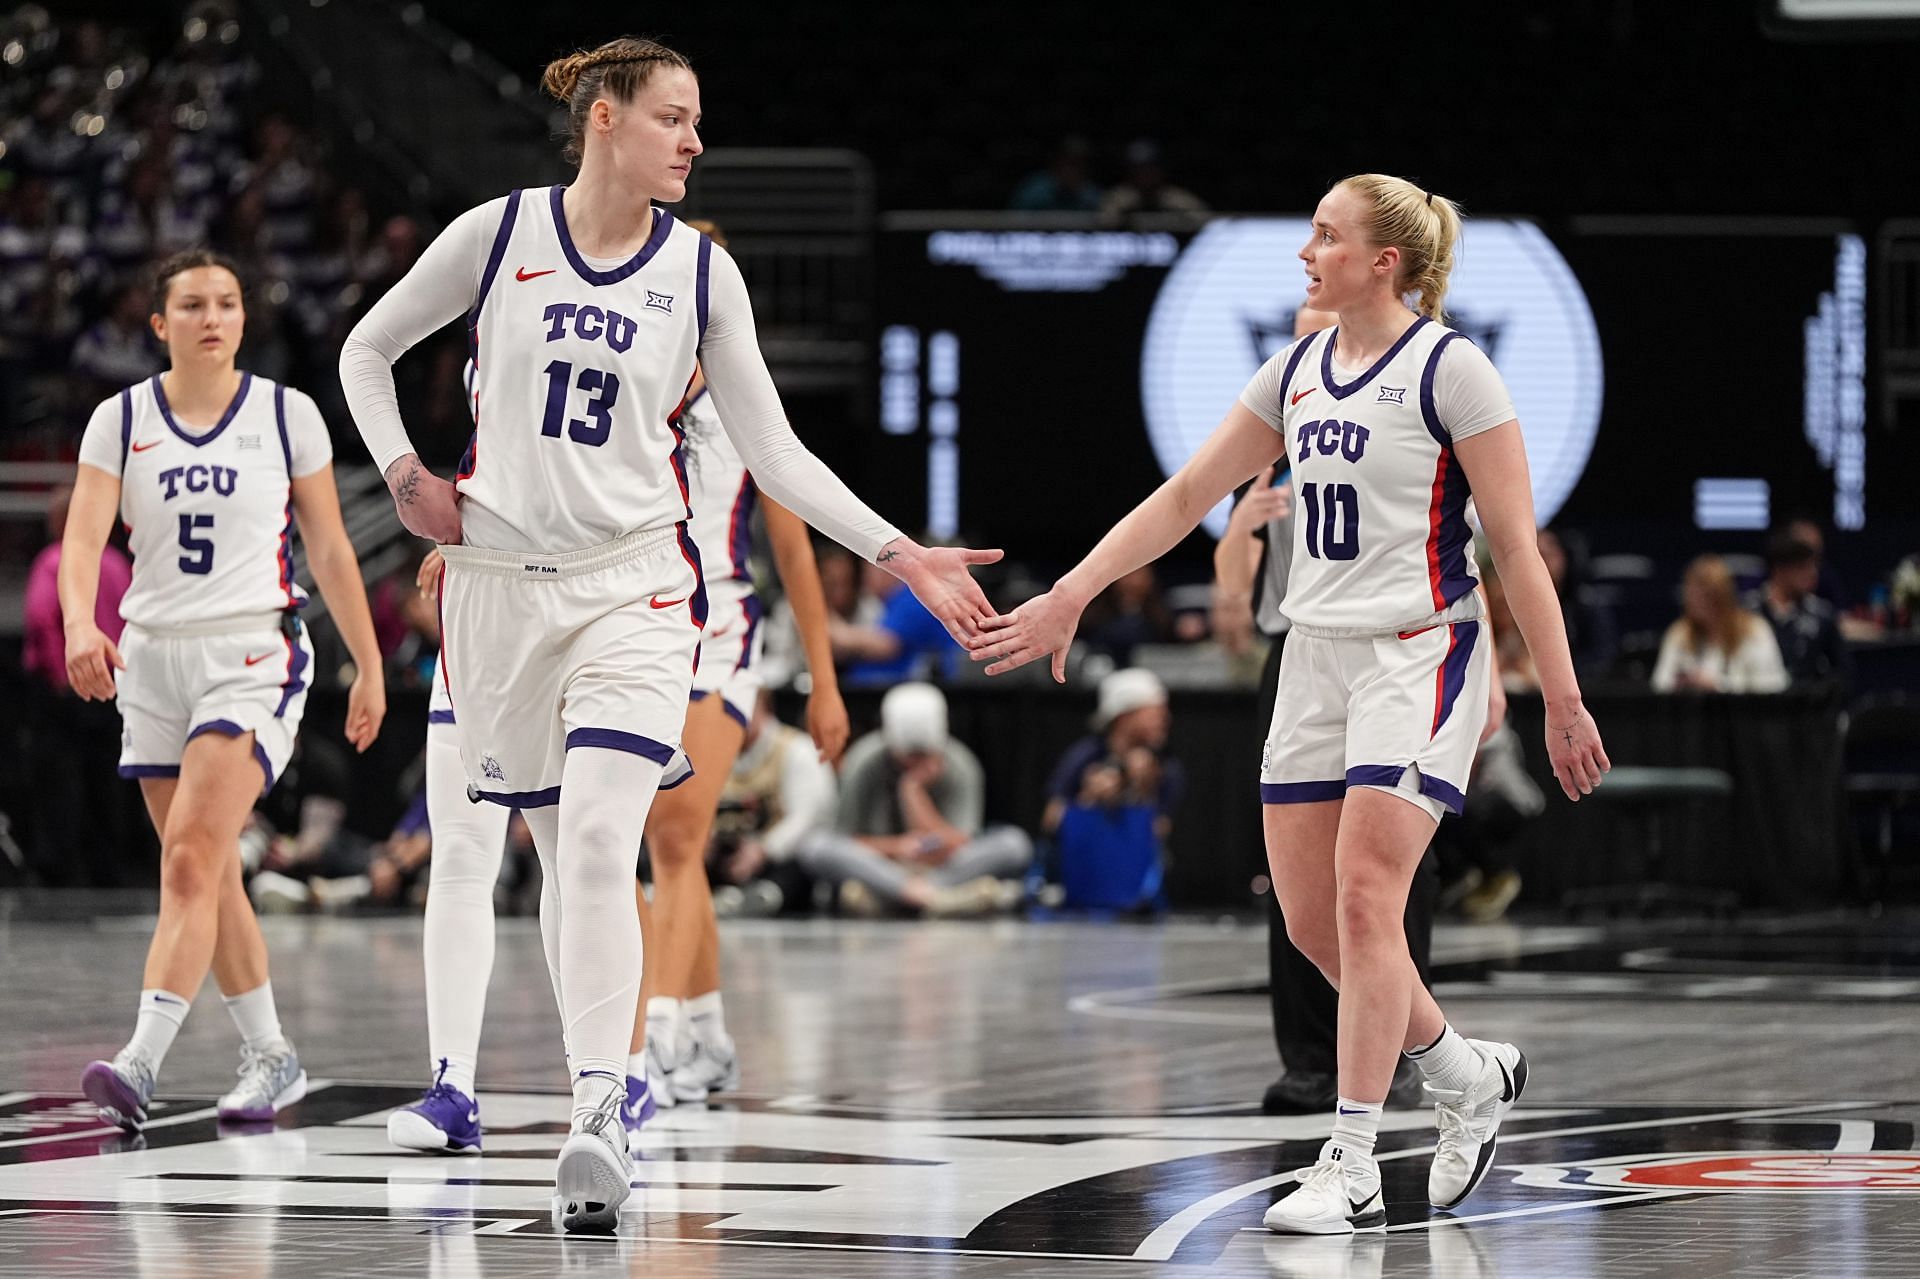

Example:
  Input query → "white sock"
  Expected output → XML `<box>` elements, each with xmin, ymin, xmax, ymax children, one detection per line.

<box><xmin>571</xmin><ymin>1068</ymin><xmax>622</xmax><ymax>1127</ymax></box>
<box><xmin>646</xmin><ymin>996</ymin><xmax>681</xmax><ymax>1052</ymax></box>
<box><xmin>553</xmin><ymin>747</ymin><xmax>664</xmax><ymax>1117</ymax></box>
<box><xmin>626</xmin><ymin>1051</ymin><xmax>648</xmax><ymax>1079</ymax></box>
<box><xmin>1406</xmin><ymin>1025</ymin><xmax>1483</xmax><ymax>1094</ymax></box>
<box><xmin>1330</xmin><ymin>1097</ymin><xmax>1383</xmax><ymax>1184</ymax></box>
<box><xmin>686</xmin><ymin>990</ymin><xmax>727</xmax><ymax>1046</ymax></box>
<box><xmin>128</xmin><ymin>989</ymin><xmax>190</xmax><ymax>1066</ymax></box>
<box><xmin>221</xmin><ymin>981</ymin><xmax>284</xmax><ymax>1054</ymax></box>
<box><xmin>433</xmin><ymin>1052</ymin><xmax>477</xmax><ymax>1098</ymax></box>
<box><xmin>422</xmin><ymin>727</ymin><xmax>508</xmax><ymax>1101</ymax></box>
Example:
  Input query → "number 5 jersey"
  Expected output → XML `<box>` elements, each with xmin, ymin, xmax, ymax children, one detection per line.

<box><xmin>1239</xmin><ymin>317</ymin><xmax>1514</xmax><ymax>634</ymax></box>
<box><xmin>78</xmin><ymin>373</ymin><xmax>333</xmax><ymax>630</ymax></box>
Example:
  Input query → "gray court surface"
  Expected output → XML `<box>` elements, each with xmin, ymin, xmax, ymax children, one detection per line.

<box><xmin>2</xmin><ymin>894</ymin><xmax>1917</xmax><ymax>1277</ymax></box>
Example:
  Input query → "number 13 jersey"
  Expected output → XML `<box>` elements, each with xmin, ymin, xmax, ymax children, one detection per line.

<box><xmin>1240</xmin><ymin>318</ymin><xmax>1515</xmax><ymax>634</ymax></box>
<box><xmin>458</xmin><ymin>186</ymin><xmax>712</xmax><ymax>554</ymax></box>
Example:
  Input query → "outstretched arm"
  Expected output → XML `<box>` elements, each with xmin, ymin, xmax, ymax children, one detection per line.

<box><xmin>700</xmin><ymin>246</ymin><xmax>1000</xmax><ymax>640</ymax></box>
<box><xmin>971</xmin><ymin>403</ymin><xmax>1284</xmax><ymax>680</ymax></box>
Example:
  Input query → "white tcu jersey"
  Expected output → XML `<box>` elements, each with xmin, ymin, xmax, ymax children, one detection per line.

<box><xmin>78</xmin><ymin>373</ymin><xmax>332</xmax><ymax>630</ymax></box>
<box><xmin>1257</xmin><ymin>320</ymin><xmax>1484</xmax><ymax>632</ymax></box>
<box><xmin>677</xmin><ymin>387</ymin><xmax>757</xmax><ymax>589</ymax></box>
<box><xmin>457</xmin><ymin>186</ymin><xmax>713</xmax><ymax>554</ymax></box>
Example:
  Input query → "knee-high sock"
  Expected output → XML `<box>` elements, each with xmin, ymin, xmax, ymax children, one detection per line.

<box><xmin>554</xmin><ymin>746</ymin><xmax>662</xmax><ymax>1115</ymax></box>
<box><xmin>421</xmin><ymin>727</ymin><xmax>512</xmax><ymax>1096</ymax></box>
<box><xmin>519</xmin><ymin>805</ymin><xmax>567</xmax><ymax>1073</ymax></box>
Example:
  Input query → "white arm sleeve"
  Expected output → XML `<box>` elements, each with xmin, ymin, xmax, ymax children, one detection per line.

<box><xmin>338</xmin><ymin>199</ymin><xmax>502</xmax><ymax>476</ymax></box>
<box><xmin>1237</xmin><ymin>341</ymin><xmax>1304</xmax><ymax>431</ymax></box>
<box><xmin>762</xmin><ymin>732</ymin><xmax>838</xmax><ymax>861</ymax></box>
<box><xmin>283</xmin><ymin>388</ymin><xmax>335</xmax><ymax>477</ymax></box>
<box><xmin>699</xmin><ymin>246</ymin><xmax>904</xmax><ymax>562</ymax></box>
<box><xmin>77</xmin><ymin>395</ymin><xmax>125</xmax><ymax>476</ymax></box>
<box><xmin>1433</xmin><ymin>339</ymin><xmax>1516</xmax><ymax>442</ymax></box>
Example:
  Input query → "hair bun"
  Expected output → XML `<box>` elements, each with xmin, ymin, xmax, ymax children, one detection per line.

<box><xmin>542</xmin><ymin>51</ymin><xmax>590</xmax><ymax>104</ymax></box>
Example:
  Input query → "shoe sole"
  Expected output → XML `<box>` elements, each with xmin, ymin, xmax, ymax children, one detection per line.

<box><xmin>648</xmin><ymin>1070</ymin><xmax>678</xmax><ymax>1110</ymax></box>
<box><xmin>1263</xmin><ymin>1202</ymin><xmax>1386</xmax><ymax>1234</ymax></box>
<box><xmin>218</xmin><ymin>1070</ymin><xmax>308</xmax><ymax>1123</ymax></box>
<box><xmin>1432</xmin><ymin>1048</ymin><xmax>1529</xmax><ymax>1211</ymax></box>
<box><xmin>555</xmin><ymin>1134</ymin><xmax>631</xmax><ymax>1235</ymax></box>
<box><xmin>387</xmin><ymin>1108</ymin><xmax>482</xmax><ymax>1154</ymax></box>
<box><xmin>81</xmin><ymin>1061</ymin><xmax>147</xmax><ymax>1130</ymax></box>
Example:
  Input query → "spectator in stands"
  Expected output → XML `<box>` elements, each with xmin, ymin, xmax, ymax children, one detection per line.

<box><xmin>1100</xmin><ymin>139</ymin><xmax>1209</xmax><ymax>222</ymax></box>
<box><xmin>1784</xmin><ymin>515</ymin><xmax>1847</xmax><ymax>609</ymax></box>
<box><xmin>1040</xmin><ymin>669</ymin><xmax>1184</xmax><ymax>911</ymax></box>
<box><xmin>1749</xmin><ymin>529</ymin><xmax>1851</xmax><ymax>689</ymax></box>
<box><xmin>68</xmin><ymin>283</ymin><xmax>163</xmax><ymax>403</ymax></box>
<box><xmin>1082</xmin><ymin>564</ymin><xmax>1174</xmax><ymax>665</ymax></box>
<box><xmin>797</xmin><ymin>683</ymin><xmax>1031</xmax><ymax>916</ymax></box>
<box><xmin>838</xmin><ymin>557</ymin><xmax>962</xmax><ymax>686</ymax></box>
<box><xmin>20</xmin><ymin>485</ymin><xmax>135</xmax><ymax>885</ymax></box>
<box><xmin>1008</xmin><ymin>136</ymin><xmax>1102</xmax><ymax>212</ymax></box>
<box><xmin>706</xmin><ymin>690</ymin><xmax>838</xmax><ymax>917</ymax></box>
<box><xmin>1651</xmin><ymin>554</ymin><xmax>1789</xmax><ymax>693</ymax></box>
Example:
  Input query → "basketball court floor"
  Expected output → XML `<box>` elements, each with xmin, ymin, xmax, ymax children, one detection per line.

<box><xmin>2</xmin><ymin>896</ymin><xmax>1917</xmax><ymax>1277</ymax></box>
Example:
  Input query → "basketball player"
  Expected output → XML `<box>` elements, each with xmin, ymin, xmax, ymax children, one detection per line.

<box><xmin>63</xmin><ymin>249</ymin><xmax>386</xmax><ymax>1130</ymax></box>
<box><xmin>340</xmin><ymin>37</ymin><xmax>998</xmax><ymax>1233</ymax></box>
<box><xmin>632</xmin><ymin>219</ymin><xmax>852</xmax><ymax>1125</ymax></box>
<box><xmin>971</xmin><ymin>175</ymin><xmax>1608</xmax><ymax>1233</ymax></box>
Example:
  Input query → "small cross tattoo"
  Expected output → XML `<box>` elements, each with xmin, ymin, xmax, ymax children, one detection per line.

<box><xmin>1561</xmin><ymin>727</ymin><xmax>1575</xmax><ymax>748</ymax></box>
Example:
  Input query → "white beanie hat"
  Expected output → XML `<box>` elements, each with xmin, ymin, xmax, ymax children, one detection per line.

<box><xmin>881</xmin><ymin>682</ymin><xmax>948</xmax><ymax>753</ymax></box>
<box><xmin>1094</xmin><ymin>667</ymin><xmax>1167</xmax><ymax>730</ymax></box>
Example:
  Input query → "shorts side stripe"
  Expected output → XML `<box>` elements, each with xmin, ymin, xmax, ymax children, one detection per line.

<box><xmin>187</xmin><ymin>719</ymin><xmax>274</xmax><ymax>792</ymax></box>
<box><xmin>565</xmin><ymin>727</ymin><xmax>676</xmax><ymax>766</ymax></box>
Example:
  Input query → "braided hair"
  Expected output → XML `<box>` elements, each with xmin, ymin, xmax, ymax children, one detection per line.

<box><xmin>541</xmin><ymin>37</ymin><xmax>694</xmax><ymax>167</ymax></box>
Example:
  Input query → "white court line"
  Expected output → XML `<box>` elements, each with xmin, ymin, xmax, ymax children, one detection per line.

<box><xmin>0</xmin><ymin>1093</ymin><xmax>36</xmax><ymax>1109</ymax></box>
<box><xmin>0</xmin><ymin>1105</ymin><xmax>220</xmax><ymax>1151</ymax></box>
<box><xmin>1132</xmin><ymin>1100</ymin><xmax>1870</xmax><ymax>1260</ymax></box>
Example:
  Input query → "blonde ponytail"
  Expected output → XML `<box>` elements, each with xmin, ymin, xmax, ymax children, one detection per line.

<box><xmin>1336</xmin><ymin>174</ymin><xmax>1463</xmax><ymax>322</ymax></box>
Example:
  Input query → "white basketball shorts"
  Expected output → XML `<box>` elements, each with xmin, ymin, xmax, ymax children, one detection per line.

<box><xmin>437</xmin><ymin>524</ymin><xmax>703</xmax><ymax>808</ymax></box>
<box><xmin>689</xmin><ymin>580</ymin><xmax>765</xmax><ymax>729</ymax></box>
<box><xmin>1260</xmin><ymin>618</ymin><xmax>1491</xmax><ymax>821</ymax></box>
<box><xmin>115</xmin><ymin>613</ymin><xmax>313</xmax><ymax>794</ymax></box>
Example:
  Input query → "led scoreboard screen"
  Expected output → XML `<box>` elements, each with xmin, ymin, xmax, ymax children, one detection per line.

<box><xmin>873</xmin><ymin>217</ymin><xmax>1871</xmax><ymax>568</ymax></box>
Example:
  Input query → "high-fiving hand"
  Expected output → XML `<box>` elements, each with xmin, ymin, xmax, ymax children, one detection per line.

<box><xmin>966</xmin><ymin>587</ymin><xmax>1086</xmax><ymax>683</ymax></box>
<box><xmin>880</xmin><ymin>540</ymin><xmax>1006</xmax><ymax>644</ymax></box>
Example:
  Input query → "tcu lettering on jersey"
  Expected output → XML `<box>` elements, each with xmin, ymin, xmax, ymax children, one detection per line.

<box><xmin>1274</xmin><ymin>318</ymin><xmax>1479</xmax><ymax>631</ymax></box>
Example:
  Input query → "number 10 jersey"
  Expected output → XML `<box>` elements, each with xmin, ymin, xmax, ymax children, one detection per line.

<box><xmin>457</xmin><ymin>186</ymin><xmax>714</xmax><ymax>555</ymax></box>
<box><xmin>1240</xmin><ymin>318</ymin><xmax>1514</xmax><ymax>634</ymax></box>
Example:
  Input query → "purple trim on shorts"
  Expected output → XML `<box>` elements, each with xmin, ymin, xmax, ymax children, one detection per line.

<box><xmin>187</xmin><ymin>719</ymin><xmax>274</xmax><ymax>792</ymax></box>
<box><xmin>474</xmin><ymin>785</ymin><xmax>560</xmax><ymax>808</ymax></box>
<box><xmin>1322</xmin><ymin>317</ymin><xmax>1427</xmax><ymax>401</ymax></box>
<box><xmin>427</xmin><ymin>709</ymin><xmax>456</xmax><ymax>725</ymax></box>
<box><xmin>551</xmin><ymin>186</ymin><xmax>675</xmax><ymax>286</ymax></box>
<box><xmin>119</xmin><ymin>764</ymin><xmax>182</xmax><ymax>779</ymax></box>
<box><xmin>1420</xmin><ymin>773</ymin><xmax>1467</xmax><ymax>815</ymax></box>
<box><xmin>152</xmin><ymin>371</ymin><xmax>253</xmax><ymax>447</ymax></box>
<box><xmin>1260</xmin><ymin>780</ymin><xmax>1345</xmax><ymax>804</ymax></box>
<box><xmin>659</xmin><ymin>768</ymin><xmax>697</xmax><ymax>791</ymax></box>
<box><xmin>1432</xmin><ymin>621</ymin><xmax>1480</xmax><ymax>737</ymax></box>
<box><xmin>719</xmin><ymin>698</ymin><xmax>750</xmax><ymax>731</ymax></box>
<box><xmin>565</xmin><ymin>727</ymin><xmax>677</xmax><ymax>766</ymax></box>
<box><xmin>1345</xmin><ymin>763</ymin><xmax>1409</xmax><ymax>791</ymax></box>
<box><xmin>274</xmin><ymin>635</ymin><xmax>309</xmax><ymax>718</ymax></box>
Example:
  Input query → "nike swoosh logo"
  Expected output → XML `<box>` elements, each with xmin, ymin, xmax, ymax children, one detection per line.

<box><xmin>131</xmin><ymin>439</ymin><xmax>163</xmax><ymax>452</ymax></box>
<box><xmin>244</xmin><ymin>651</ymin><xmax>277</xmax><ymax>666</ymax></box>
<box><xmin>1337</xmin><ymin>1106</ymin><xmax>1369</xmax><ymax>1115</ymax></box>
<box><xmin>466</xmin><ymin>1109</ymin><xmax>479</xmax><ymax>1122</ymax></box>
<box><xmin>649</xmin><ymin>595</ymin><xmax>686</xmax><ymax>610</ymax></box>
<box><xmin>1498</xmin><ymin>1060</ymin><xmax>1515</xmax><ymax>1103</ymax></box>
<box><xmin>516</xmin><ymin>267</ymin><xmax>556</xmax><ymax>281</ymax></box>
<box><xmin>151</xmin><ymin>993</ymin><xmax>186</xmax><ymax>1006</ymax></box>
<box><xmin>1291</xmin><ymin>387</ymin><xmax>1319</xmax><ymax>405</ymax></box>
<box><xmin>1348</xmin><ymin>1195</ymin><xmax>1377</xmax><ymax>1215</ymax></box>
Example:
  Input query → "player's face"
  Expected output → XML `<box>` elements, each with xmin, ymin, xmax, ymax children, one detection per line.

<box><xmin>151</xmin><ymin>266</ymin><xmax>245</xmax><ymax>369</ymax></box>
<box><xmin>609</xmin><ymin>67</ymin><xmax>703</xmax><ymax>202</ymax></box>
<box><xmin>1299</xmin><ymin>186</ymin><xmax>1394</xmax><ymax>314</ymax></box>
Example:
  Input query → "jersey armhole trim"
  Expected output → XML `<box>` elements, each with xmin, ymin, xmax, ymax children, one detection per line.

<box><xmin>118</xmin><ymin>385</ymin><xmax>133</xmax><ymax>469</ymax></box>
<box><xmin>469</xmin><ymin>190</ymin><xmax>522</xmax><ymax>328</ymax></box>
<box><xmin>1419</xmin><ymin>332</ymin><xmax>1464</xmax><ymax>448</ymax></box>
<box><xmin>1273</xmin><ymin>331</ymin><xmax>1322</xmax><ymax>417</ymax></box>
<box><xmin>695</xmin><ymin>233</ymin><xmax>713</xmax><ymax>349</ymax></box>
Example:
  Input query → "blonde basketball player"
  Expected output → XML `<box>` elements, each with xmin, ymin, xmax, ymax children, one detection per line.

<box><xmin>340</xmin><ymin>36</ymin><xmax>998</xmax><ymax>1233</ymax></box>
<box><xmin>973</xmin><ymin>175</ymin><xmax>1608</xmax><ymax>1233</ymax></box>
<box><xmin>65</xmin><ymin>249</ymin><xmax>386</xmax><ymax>1130</ymax></box>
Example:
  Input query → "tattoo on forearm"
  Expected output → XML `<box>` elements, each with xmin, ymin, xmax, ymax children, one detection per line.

<box><xmin>876</xmin><ymin>549</ymin><xmax>899</xmax><ymax>564</ymax></box>
<box><xmin>393</xmin><ymin>463</ymin><xmax>421</xmax><ymax>507</ymax></box>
